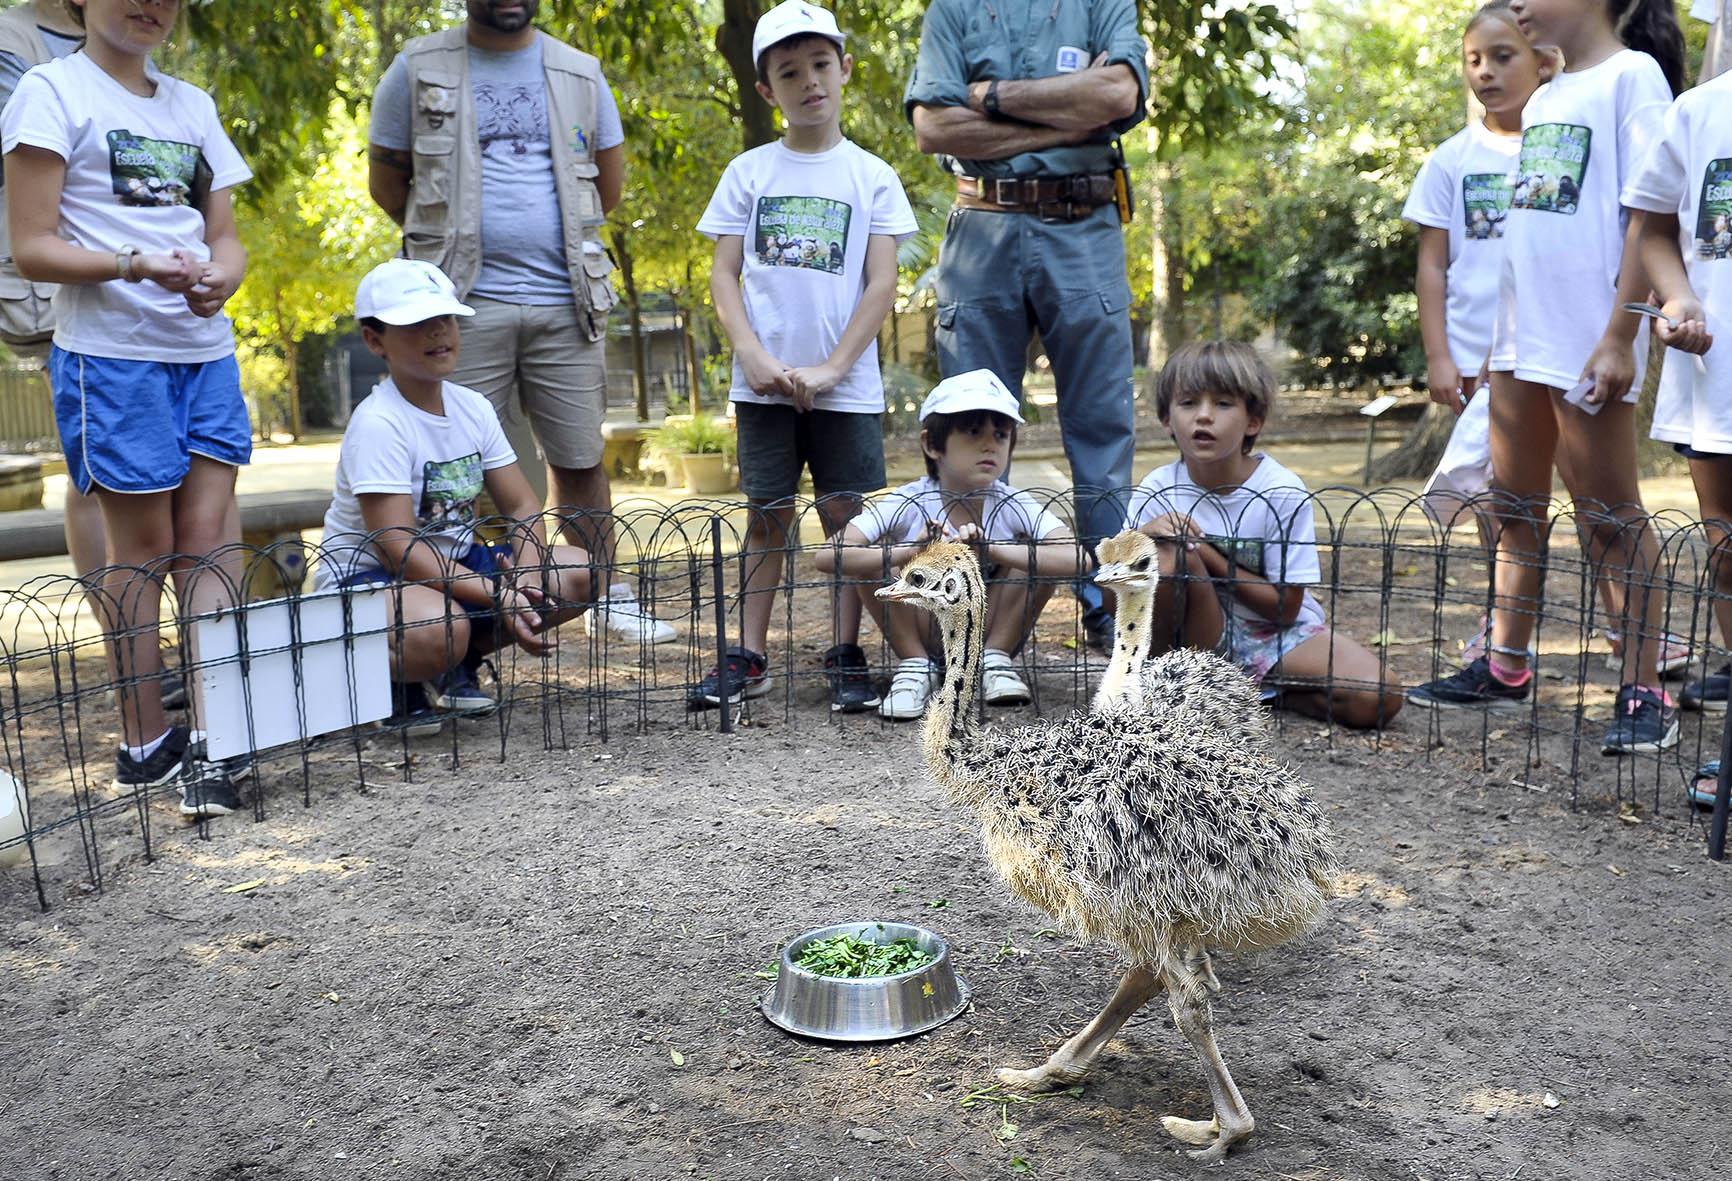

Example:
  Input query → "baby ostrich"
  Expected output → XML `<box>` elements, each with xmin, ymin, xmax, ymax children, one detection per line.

<box><xmin>1092</xmin><ymin>529</ymin><xmax>1270</xmax><ymax>745</ymax></box>
<box><xmin>879</xmin><ymin>543</ymin><xmax>1338</xmax><ymax>1163</ymax></box>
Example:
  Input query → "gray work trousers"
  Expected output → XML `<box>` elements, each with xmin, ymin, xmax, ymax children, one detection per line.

<box><xmin>933</xmin><ymin>201</ymin><xmax>1136</xmax><ymax>622</ymax></box>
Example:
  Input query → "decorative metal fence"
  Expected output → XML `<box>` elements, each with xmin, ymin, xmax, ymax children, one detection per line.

<box><xmin>1</xmin><ymin>486</ymin><xmax>1728</xmax><ymax>912</ymax></box>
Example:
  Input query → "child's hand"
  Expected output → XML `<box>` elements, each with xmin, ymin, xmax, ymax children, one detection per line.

<box><xmin>1425</xmin><ymin>356</ymin><xmax>1465</xmax><ymax>412</ymax></box>
<box><xmin>946</xmin><ymin>521</ymin><xmax>986</xmax><ymax>547</ymax></box>
<box><xmin>1656</xmin><ymin>295</ymin><xmax>1713</xmax><ymax>356</ymax></box>
<box><xmin>785</xmin><ymin>372</ymin><xmax>817</xmax><ymax>414</ymax></box>
<box><xmin>739</xmin><ymin>347</ymin><xmax>801</xmax><ymax>399</ymax></box>
<box><xmin>500</xmin><ymin>585</ymin><xmax>556</xmax><ymax>657</ymax></box>
<box><xmin>1143</xmin><ymin>511</ymin><xmax>1200</xmax><ymax>549</ymax></box>
<box><xmin>787</xmin><ymin>362</ymin><xmax>843</xmax><ymax>402</ymax></box>
<box><xmin>1580</xmin><ymin>336</ymin><xmax>1636</xmax><ymax>405</ymax></box>
<box><xmin>133</xmin><ymin>249</ymin><xmax>200</xmax><ymax>293</ymax></box>
<box><xmin>184</xmin><ymin>259</ymin><xmax>241</xmax><ymax>319</ymax></box>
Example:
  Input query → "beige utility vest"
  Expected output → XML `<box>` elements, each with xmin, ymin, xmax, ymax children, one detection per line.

<box><xmin>398</xmin><ymin>26</ymin><xmax>617</xmax><ymax>338</ymax></box>
<box><xmin>0</xmin><ymin>4</ymin><xmax>57</xmax><ymax>348</ymax></box>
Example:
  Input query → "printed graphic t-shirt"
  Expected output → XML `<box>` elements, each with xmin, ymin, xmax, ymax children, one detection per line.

<box><xmin>317</xmin><ymin>377</ymin><xmax>518</xmax><ymax>586</ymax></box>
<box><xmin>698</xmin><ymin>138</ymin><xmax>917</xmax><ymax>413</ymax></box>
<box><xmin>852</xmin><ymin>475</ymin><xmax>1068</xmax><ymax>547</ymax></box>
<box><xmin>371</xmin><ymin>44</ymin><xmax>625</xmax><ymax>306</ymax></box>
<box><xmin>1622</xmin><ymin>70</ymin><xmax>1732</xmax><ymax>454</ymax></box>
<box><xmin>1402</xmin><ymin>121</ymin><xmax>1522</xmax><ymax>371</ymax></box>
<box><xmin>1124</xmin><ymin>454</ymin><xmax>1327</xmax><ymax>631</ymax></box>
<box><xmin>1497</xmin><ymin>50</ymin><xmax>1671</xmax><ymax>389</ymax></box>
<box><xmin>0</xmin><ymin>51</ymin><xmax>251</xmax><ymax>363</ymax></box>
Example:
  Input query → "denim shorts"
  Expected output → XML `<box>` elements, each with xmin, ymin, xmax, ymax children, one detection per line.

<box><xmin>733</xmin><ymin>402</ymin><xmax>886</xmax><ymax>501</ymax></box>
<box><xmin>49</xmin><ymin>347</ymin><xmax>251</xmax><ymax>494</ymax></box>
<box><xmin>339</xmin><ymin>539</ymin><xmax>507</xmax><ymax>645</ymax></box>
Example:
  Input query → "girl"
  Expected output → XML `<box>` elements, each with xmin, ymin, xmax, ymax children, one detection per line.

<box><xmin>1408</xmin><ymin>0</ymin><xmax>1686</xmax><ymax>757</ymax></box>
<box><xmin>1623</xmin><ymin>62</ymin><xmax>1732</xmax><ymax>800</ymax></box>
<box><xmin>1</xmin><ymin>0</ymin><xmax>252</xmax><ymax>815</ymax></box>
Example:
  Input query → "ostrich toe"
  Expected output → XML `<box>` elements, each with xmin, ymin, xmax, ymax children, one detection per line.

<box><xmin>1160</xmin><ymin>1115</ymin><xmax>1219</xmax><ymax>1145</ymax></box>
<box><xmin>994</xmin><ymin>1062</ymin><xmax>1080</xmax><ymax>1092</ymax></box>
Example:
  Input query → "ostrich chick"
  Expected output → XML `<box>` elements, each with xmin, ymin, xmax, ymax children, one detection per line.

<box><xmin>1092</xmin><ymin>529</ymin><xmax>1271</xmax><ymax>746</ymax></box>
<box><xmin>879</xmin><ymin>543</ymin><xmax>1338</xmax><ymax>1163</ymax></box>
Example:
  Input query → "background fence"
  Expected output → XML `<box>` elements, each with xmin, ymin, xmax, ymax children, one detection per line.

<box><xmin>1</xmin><ymin>486</ymin><xmax>1728</xmax><ymax>911</ymax></box>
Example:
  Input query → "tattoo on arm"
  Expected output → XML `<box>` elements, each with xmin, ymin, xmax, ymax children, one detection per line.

<box><xmin>369</xmin><ymin>145</ymin><xmax>413</xmax><ymax>173</ymax></box>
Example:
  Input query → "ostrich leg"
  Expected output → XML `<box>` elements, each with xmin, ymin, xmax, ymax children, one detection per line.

<box><xmin>996</xmin><ymin>966</ymin><xmax>1162</xmax><ymax>1092</ymax></box>
<box><xmin>1159</xmin><ymin>962</ymin><xmax>1254</xmax><ymax>1163</ymax></box>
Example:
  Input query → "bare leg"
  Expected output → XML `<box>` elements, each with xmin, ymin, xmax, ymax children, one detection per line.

<box><xmin>1160</xmin><ymin>956</ymin><xmax>1255</xmax><ymax>1163</ymax></box>
<box><xmin>983</xmin><ymin>573</ymin><xmax>1056</xmax><ymax>656</ymax></box>
<box><xmin>94</xmin><ymin>490</ymin><xmax>175</xmax><ymax>747</ymax></box>
<box><xmin>1691</xmin><ymin>456</ymin><xmax>1732</xmax><ymax>652</ymax></box>
<box><xmin>814</xmin><ymin>493</ymin><xmax>864</xmax><ymax>645</ymax></box>
<box><xmin>739</xmin><ymin>501</ymin><xmax>795</xmax><ymax>656</ymax></box>
<box><xmin>1149</xmin><ymin>541</ymin><xmax>1226</xmax><ymax>655</ymax></box>
<box><xmin>549</xmin><ymin>461</ymin><xmax>613</xmax><ymax>572</ymax></box>
<box><xmin>1485</xmin><ymin>373</ymin><xmax>1558</xmax><ymax>671</ymax></box>
<box><xmin>996</xmin><ymin>965</ymin><xmax>1163</xmax><ymax>1092</ymax></box>
<box><xmin>1270</xmin><ymin>627</ymin><xmax>1405</xmax><ymax>728</ymax></box>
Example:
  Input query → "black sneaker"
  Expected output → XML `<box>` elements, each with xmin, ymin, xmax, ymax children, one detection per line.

<box><xmin>1406</xmin><ymin>656</ymin><xmax>1531</xmax><ymax>711</ymax></box>
<box><xmin>1601</xmin><ymin>684</ymin><xmax>1679</xmax><ymax>755</ymax></box>
<box><xmin>1083</xmin><ymin>612</ymin><xmax>1115</xmax><ymax>654</ymax></box>
<box><xmin>112</xmin><ymin>725</ymin><xmax>194</xmax><ymax>793</ymax></box>
<box><xmin>687</xmin><ymin>646</ymin><xmax>771</xmax><ymax>710</ymax></box>
<box><xmin>190</xmin><ymin>734</ymin><xmax>255</xmax><ymax>784</ymax></box>
<box><xmin>823</xmin><ymin>643</ymin><xmax>881</xmax><ymax>713</ymax></box>
<box><xmin>425</xmin><ymin>658</ymin><xmax>495</xmax><ymax>714</ymax></box>
<box><xmin>161</xmin><ymin>669</ymin><xmax>188</xmax><ymax>712</ymax></box>
<box><xmin>382</xmin><ymin>682</ymin><xmax>444</xmax><ymax>738</ymax></box>
<box><xmin>1681</xmin><ymin>664</ymin><xmax>1730</xmax><ymax>713</ymax></box>
<box><xmin>180</xmin><ymin>763</ymin><xmax>243</xmax><ymax>819</ymax></box>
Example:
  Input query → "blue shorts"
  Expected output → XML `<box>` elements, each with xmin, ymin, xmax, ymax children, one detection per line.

<box><xmin>49</xmin><ymin>347</ymin><xmax>251</xmax><ymax>494</ymax></box>
<box><xmin>339</xmin><ymin>539</ymin><xmax>507</xmax><ymax>642</ymax></box>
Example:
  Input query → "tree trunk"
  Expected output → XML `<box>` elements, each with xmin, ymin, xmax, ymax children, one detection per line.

<box><xmin>716</xmin><ymin>0</ymin><xmax>776</xmax><ymax>152</ymax></box>
<box><xmin>1367</xmin><ymin>401</ymin><xmax>1455</xmax><ymax>482</ymax></box>
<box><xmin>281</xmin><ymin>333</ymin><xmax>302</xmax><ymax>441</ymax></box>
<box><xmin>610</xmin><ymin>227</ymin><xmax>651</xmax><ymax>422</ymax></box>
<box><xmin>1146</xmin><ymin>163</ymin><xmax>1186</xmax><ymax>383</ymax></box>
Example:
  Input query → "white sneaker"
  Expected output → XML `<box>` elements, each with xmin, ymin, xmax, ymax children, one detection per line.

<box><xmin>586</xmin><ymin>583</ymin><xmax>678</xmax><ymax>645</ymax></box>
<box><xmin>981</xmin><ymin>648</ymin><xmax>1031</xmax><ymax>706</ymax></box>
<box><xmin>879</xmin><ymin>657</ymin><xmax>936</xmax><ymax>720</ymax></box>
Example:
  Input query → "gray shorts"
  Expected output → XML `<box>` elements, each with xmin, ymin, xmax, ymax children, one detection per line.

<box><xmin>734</xmin><ymin>402</ymin><xmax>886</xmax><ymax>502</ymax></box>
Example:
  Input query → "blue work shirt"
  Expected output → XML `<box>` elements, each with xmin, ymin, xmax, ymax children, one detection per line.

<box><xmin>903</xmin><ymin>0</ymin><xmax>1148</xmax><ymax>179</ymax></box>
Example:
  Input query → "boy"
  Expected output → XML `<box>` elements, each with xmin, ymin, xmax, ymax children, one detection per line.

<box><xmin>316</xmin><ymin>259</ymin><xmax>593</xmax><ymax>727</ymax></box>
<box><xmin>816</xmin><ymin>369</ymin><xmax>1085</xmax><ymax>719</ymax></box>
<box><xmin>1125</xmin><ymin>341</ymin><xmax>1403</xmax><ymax>730</ymax></box>
<box><xmin>692</xmin><ymin>0</ymin><xmax>917</xmax><ymax>712</ymax></box>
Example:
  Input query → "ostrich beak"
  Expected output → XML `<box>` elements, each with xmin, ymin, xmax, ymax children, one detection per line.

<box><xmin>1093</xmin><ymin>564</ymin><xmax>1128</xmax><ymax>586</ymax></box>
<box><xmin>877</xmin><ymin>580</ymin><xmax>916</xmax><ymax>602</ymax></box>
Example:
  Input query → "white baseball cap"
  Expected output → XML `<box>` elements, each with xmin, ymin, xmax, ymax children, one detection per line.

<box><xmin>355</xmin><ymin>259</ymin><xmax>474</xmax><ymax>325</ymax></box>
<box><xmin>752</xmin><ymin>1</ymin><xmax>846</xmax><ymax>69</ymax></box>
<box><xmin>919</xmin><ymin>369</ymin><xmax>1024</xmax><ymax>424</ymax></box>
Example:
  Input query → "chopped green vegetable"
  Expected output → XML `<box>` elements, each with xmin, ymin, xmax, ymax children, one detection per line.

<box><xmin>793</xmin><ymin>931</ymin><xmax>934</xmax><ymax>978</ymax></box>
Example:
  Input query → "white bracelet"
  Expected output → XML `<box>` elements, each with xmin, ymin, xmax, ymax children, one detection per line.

<box><xmin>116</xmin><ymin>245</ymin><xmax>140</xmax><ymax>282</ymax></box>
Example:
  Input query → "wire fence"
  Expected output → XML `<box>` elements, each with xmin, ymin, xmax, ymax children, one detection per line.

<box><xmin>1</xmin><ymin>485</ymin><xmax>1728</xmax><ymax>910</ymax></box>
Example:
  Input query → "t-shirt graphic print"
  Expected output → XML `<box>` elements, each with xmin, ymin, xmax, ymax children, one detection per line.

<box><xmin>1697</xmin><ymin>159</ymin><xmax>1732</xmax><ymax>260</ymax></box>
<box><xmin>108</xmin><ymin>129</ymin><xmax>203</xmax><ymax>208</ymax></box>
<box><xmin>1463</xmin><ymin>173</ymin><xmax>1512</xmax><ymax>239</ymax></box>
<box><xmin>419</xmin><ymin>453</ymin><xmax>483</xmax><ymax>535</ymax></box>
<box><xmin>754</xmin><ymin>195</ymin><xmax>851</xmax><ymax>274</ymax></box>
<box><xmin>475</xmin><ymin>81</ymin><xmax>546</xmax><ymax>159</ymax></box>
<box><xmin>1513</xmin><ymin>124</ymin><xmax>1591</xmax><ymax>214</ymax></box>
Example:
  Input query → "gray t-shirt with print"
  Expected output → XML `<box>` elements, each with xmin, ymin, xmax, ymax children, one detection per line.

<box><xmin>372</xmin><ymin>40</ymin><xmax>623</xmax><ymax>306</ymax></box>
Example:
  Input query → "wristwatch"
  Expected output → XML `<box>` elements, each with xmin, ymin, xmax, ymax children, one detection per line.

<box><xmin>984</xmin><ymin>79</ymin><xmax>1003</xmax><ymax>118</ymax></box>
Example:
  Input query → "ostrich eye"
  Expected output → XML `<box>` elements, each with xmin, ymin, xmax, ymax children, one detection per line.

<box><xmin>908</xmin><ymin>571</ymin><xmax>927</xmax><ymax>588</ymax></box>
<box><xmin>1132</xmin><ymin>556</ymin><xmax>1151</xmax><ymax>572</ymax></box>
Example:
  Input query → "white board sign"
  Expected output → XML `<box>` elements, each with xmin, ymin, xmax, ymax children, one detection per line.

<box><xmin>191</xmin><ymin>588</ymin><xmax>392</xmax><ymax>760</ymax></box>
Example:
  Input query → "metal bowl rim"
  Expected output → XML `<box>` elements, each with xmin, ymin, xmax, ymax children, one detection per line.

<box><xmin>777</xmin><ymin>920</ymin><xmax>952</xmax><ymax>984</ymax></box>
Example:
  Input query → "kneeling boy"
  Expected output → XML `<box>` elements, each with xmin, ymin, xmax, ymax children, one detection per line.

<box><xmin>316</xmin><ymin>260</ymin><xmax>593</xmax><ymax>723</ymax></box>
<box><xmin>816</xmin><ymin>369</ymin><xmax>1084</xmax><ymax>719</ymax></box>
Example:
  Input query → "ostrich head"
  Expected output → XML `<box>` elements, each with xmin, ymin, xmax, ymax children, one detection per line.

<box><xmin>876</xmin><ymin>542</ymin><xmax>982</xmax><ymax>618</ymax></box>
<box><xmin>1093</xmin><ymin>529</ymin><xmax>1159</xmax><ymax>593</ymax></box>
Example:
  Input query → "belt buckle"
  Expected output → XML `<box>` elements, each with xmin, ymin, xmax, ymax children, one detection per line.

<box><xmin>992</xmin><ymin>177</ymin><xmax>1021</xmax><ymax>207</ymax></box>
<box><xmin>1037</xmin><ymin>201</ymin><xmax>1076</xmax><ymax>224</ymax></box>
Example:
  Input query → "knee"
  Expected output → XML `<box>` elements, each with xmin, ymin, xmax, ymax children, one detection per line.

<box><xmin>1337</xmin><ymin>685</ymin><xmax>1403</xmax><ymax>729</ymax></box>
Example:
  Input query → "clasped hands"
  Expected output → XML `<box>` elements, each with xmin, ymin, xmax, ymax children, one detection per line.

<box><xmin>131</xmin><ymin>246</ymin><xmax>240</xmax><ymax>319</ymax></box>
<box><xmin>740</xmin><ymin>346</ymin><xmax>842</xmax><ymax>412</ymax></box>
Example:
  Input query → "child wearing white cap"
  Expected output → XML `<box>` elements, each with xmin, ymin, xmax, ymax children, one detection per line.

<box><xmin>692</xmin><ymin>0</ymin><xmax>918</xmax><ymax>713</ymax></box>
<box><xmin>816</xmin><ymin>369</ymin><xmax>1086</xmax><ymax>719</ymax></box>
<box><xmin>317</xmin><ymin>259</ymin><xmax>595</xmax><ymax>730</ymax></box>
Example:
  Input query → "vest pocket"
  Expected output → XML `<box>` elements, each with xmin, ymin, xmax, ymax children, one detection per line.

<box><xmin>407</xmin><ymin>132</ymin><xmax>455</xmax><ymax>245</ymax></box>
<box><xmin>580</xmin><ymin>248</ymin><xmax>617</xmax><ymax>340</ymax></box>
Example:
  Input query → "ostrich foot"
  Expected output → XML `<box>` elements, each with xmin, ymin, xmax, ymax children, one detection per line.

<box><xmin>1159</xmin><ymin>1113</ymin><xmax>1253</xmax><ymax>1163</ymax></box>
<box><xmin>995</xmin><ymin>1062</ymin><xmax>1082</xmax><ymax>1093</ymax></box>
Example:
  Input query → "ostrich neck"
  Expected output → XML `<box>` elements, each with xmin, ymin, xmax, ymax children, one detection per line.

<box><xmin>1094</xmin><ymin>582</ymin><xmax>1154</xmax><ymax>711</ymax></box>
<box><xmin>923</xmin><ymin>588</ymin><xmax>985</xmax><ymax>767</ymax></box>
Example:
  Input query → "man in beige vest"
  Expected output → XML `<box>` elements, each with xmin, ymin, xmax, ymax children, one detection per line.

<box><xmin>368</xmin><ymin>0</ymin><xmax>675</xmax><ymax>644</ymax></box>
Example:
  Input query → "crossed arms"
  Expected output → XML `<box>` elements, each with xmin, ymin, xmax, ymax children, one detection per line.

<box><xmin>910</xmin><ymin>57</ymin><xmax>1140</xmax><ymax>161</ymax></box>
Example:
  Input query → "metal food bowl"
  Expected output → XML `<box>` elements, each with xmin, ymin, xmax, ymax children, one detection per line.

<box><xmin>759</xmin><ymin>921</ymin><xmax>970</xmax><ymax>1043</ymax></box>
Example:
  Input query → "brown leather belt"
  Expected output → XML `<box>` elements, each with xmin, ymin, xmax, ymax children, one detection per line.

<box><xmin>955</xmin><ymin>174</ymin><xmax>1114</xmax><ymax>220</ymax></box>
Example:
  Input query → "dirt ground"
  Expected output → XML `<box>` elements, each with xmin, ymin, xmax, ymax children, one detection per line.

<box><xmin>4</xmin><ymin>664</ymin><xmax>1730</xmax><ymax>1181</ymax></box>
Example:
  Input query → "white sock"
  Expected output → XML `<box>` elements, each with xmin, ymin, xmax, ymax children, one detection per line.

<box><xmin>984</xmin><ymin>648</ymin><xmax>1012</xmax><ymax>663</ymax></box>
<box><xmin>607</xmin><ymin>583</ymin><xmax>633</xmax><ymax>600</ymax></box>
<box><xmin>123</xmin><ymin>729</ymin><xmax>172</xmax><ymax>763</ymax></box>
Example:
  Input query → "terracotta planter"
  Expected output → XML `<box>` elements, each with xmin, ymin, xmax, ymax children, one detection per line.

<box><xmin>679</xmin><ymin>452</ymin><xmax>732</xmax><ymax>494</ymax></box>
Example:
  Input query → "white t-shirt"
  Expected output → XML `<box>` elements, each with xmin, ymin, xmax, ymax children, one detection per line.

<box><xmin>1402</xmin><ymin>122</ymin><xmax>1522</xmax><ymax>371</ymax></box>
<box><xmin>853</xmin><ymin>475</ymin><xmax>1068</xmax><ymax>547</ymax></box>
<box><xmin>697</xmin><ymin>138</ymin><xmax>916</xmax><ymax>414</ymax></box>
<box><xmin>1124</xmin><ymin>454</ymin><xmax>1326</xmax><ymax>630</ymax></box>
<box><xmin>1622</xmin><ymin>71</ymin><xmax>1732</xmax><ymax>454</ymax></box>
<box><xmin>1492</xmin><ymin>50</ymin><xmax>1671</xmax><ymax>389</ymax></box>
<box><xmin>316</xmin><ymin>378</ymin><xmax>518</xmax><ymax>586</ymax></box>
<box><xmin>0</xmin><ymin>52</ymin><xmax>251</xmax><ymax>363</ymax></box>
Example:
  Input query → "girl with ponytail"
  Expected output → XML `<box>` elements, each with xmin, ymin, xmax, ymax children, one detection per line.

<box><xmin>1407</xmin><ymin>0</ymin><xmax>1687</xmax><ymax>756</ymax></box>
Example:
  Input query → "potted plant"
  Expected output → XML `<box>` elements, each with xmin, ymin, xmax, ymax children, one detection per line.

<box><xmin>642</xmin><ymin>412</ymin><xmax>736</xmax><ymax>494</ymax></box>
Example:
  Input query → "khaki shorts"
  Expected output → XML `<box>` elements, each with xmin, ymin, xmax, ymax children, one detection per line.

<box><xmin>454</xmin><ymin>297</ymin><xmax>607</xmax><ymax>481</ymax></box>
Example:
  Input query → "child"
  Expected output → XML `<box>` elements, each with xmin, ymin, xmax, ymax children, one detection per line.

<box><xmin>692</xmin><ymin>0</ymin><xmax>916</xmax><ymax>712</ymax></box>
<box><xmin>816</xmin><ymin>369</ymin><xmax>1085</xmax><ymax>719</ymax></box>
<box><xmin>3</xmin><ymin>0</ymin><xmax>251</xmax><ymax>816</ymax></box>
<box><xmin>315</xmin><ymin>259</ymin><xmax>593</xmax><ymax>727</ymax></box>
<box><xmin>1623</xmin><ymin>63</ymin><xmax>1732</xmax><ymax>799</ymax></box>
<box><xmin>1125</xmin><ymin>342</ymin><xmax>1404</xmax><ymax>730</ymax></box>
<box><xmin>1407</xmin><ymin>0</ymin><xmax>1687</xmax><ymax>756</ymax></box>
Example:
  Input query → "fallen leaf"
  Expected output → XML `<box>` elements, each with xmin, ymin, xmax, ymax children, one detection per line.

<box><xmin>998</xmin><ymin>1120</ymin><xmax>1019</xmax><ymax>1141</ymax></box>
<box><xmin>1617</xmin><ymin>803</ymin><xmax>1641</xmax><ymax>826</ymax></box>
<box><xmin>323</xmin><ymin>992</ymin><xmax>340</xmax><ymax>1003</ymax></box>
<box><xmin>1607</xmin><ymin>864</ymin><xmax>1626</xmax><ymax>877</ymax></box>
<box><xmin>1394</xmin><ymin>565</ymin><xmax>1418</xmax><ymax>577</ymax></box>
<box><xmin>1543</xmin><ymin>1091</ymin><xmax>1561</xmax><ymax>1108</ymax></box>
<box><xmin>222</xmin><ymin>879</ymin><xmax>265</xmax><ymax>894</ymax></box>
<box><xmin>669</xmin><ymin>1048</ymin><xmax>685</xmax><ymax>1067</ymax></box>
